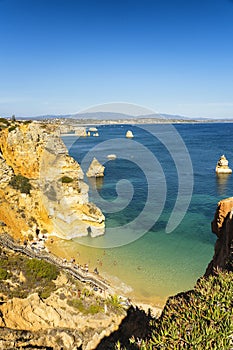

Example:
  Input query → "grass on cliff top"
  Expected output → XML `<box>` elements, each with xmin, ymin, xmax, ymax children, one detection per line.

<box><xmin>0</xmin><ymin>251</ymin><xmax>59</xmax><ymax>299</ymax></box>
<box><xmin>0</xmin><ymin>247</ymin><xmax>124</xmax><ymax>317</ymax></box>
<box><xmin>0</xmin><ymin>267</ymin><xmax>10</xmax><ymax>280</ymax></box>
<box><xmin>116</xmin><ymin>270</ymin><xmax>233</xmax><ymax>350</ymax></box>
<box><xmin>67</xmin><ymin>292</ymin><xmax>125</xmax><ymax>316</ymax></box>
<box><xmin>0</xmin><ymin>118</ymin><xmax>10</xmax><ymax>129</ymax></box>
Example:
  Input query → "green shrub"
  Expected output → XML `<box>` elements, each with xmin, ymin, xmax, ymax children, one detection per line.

<box><xmin>0</xmin><ymin>253</ymin><xmax>61</xmax><ymax>300</ymax></box>
<box><xmin>38</xmin><ymin>284</ymin><xmax>56</xmax><ymax>299</ymax></box>
<box><xmin>8</xmin><ymin>125</ymin><xmax>17</xmax><ymax>132</ymax></box>
<box><xmin>28</xmin><ymin>234</ymin><xmax>34</xmax><ymax>241</ymax></box>
<box><xmin>67</xmin><ymin>298</ymin><xmax>87</xmax><ymax>313</ymax></box>
<box><xmin>60</xmin><ymin>176</ymin><xmax>73</xmax><ymax>183</ymax></box>
<box><xmin>67</xmin><ymin>298</ymin><xmax>103</xmax><ymax>314</ymax></box>
<box><xmin>0</xmin><ymin>267</ymin><xmax>9</xmax><ymax>280</ymax></box>
<box><xmin>145</xmin><ymin>270</ymin><xmax>233</xmax><ymax>350</ymax></box>
<box><xmin>9</xmin><ymin>174</ymin><xmax>32</xmax><ymax>194</ymax></box>
<box><xmin>107</xmin><ymin>294</ymin><xmax>123</xmax><ymax>309</ymax></box>
<box><xmin>0</xmin><ymin>117</ymin><xmax>10</xmax><ymax>125</ymax></box>
<box><xmin>25</xmin><ymin>258</ymin><xmax>59</xmax><ymax>282</ymax></box>
<box><xmin>88</xmin><ymin>304</ymin><xmax>103</xmax><ymax>314</ymax></box>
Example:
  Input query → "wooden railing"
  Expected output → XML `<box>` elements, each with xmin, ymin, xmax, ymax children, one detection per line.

<box><xmin>0</xmin><ymin>233</ymin><xmax>109</xmax><ymax>291</ymax></box>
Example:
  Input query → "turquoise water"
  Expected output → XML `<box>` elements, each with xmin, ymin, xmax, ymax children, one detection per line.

<box><xmin>60</xmin><ymin>123</ymin><xmax>233</xmax><ymax>305</ymax></box>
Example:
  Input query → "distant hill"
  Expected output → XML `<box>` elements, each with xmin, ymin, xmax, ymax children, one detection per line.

<box><xmin>23</xmin><ymin>111</ymin><xmax>204</xmax><ymax>121</ymax></box>
<box><xmin>18</xmin><ymin>114</ymin><xmax>71</xmax><ymax>120</ymax></box>
<box><xmin>72</xmin><ymin>111</ymin><xmax>200</xmax><ymax>120</ymax></box>
<box><xmin>21</xmin><ymin>111</ymin><xmax>233</xmax><ymax>122</ymax></box>
<box><xmin>72</xmin><ymin>111</ymin><xmax>135</xmax><ymax>120</ymax></box>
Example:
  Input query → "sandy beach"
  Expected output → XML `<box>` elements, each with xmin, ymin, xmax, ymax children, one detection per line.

<box><xmin>46</xmin><ymin>235</ymin><xmax>164</xmax><ymax>315</ymax></box>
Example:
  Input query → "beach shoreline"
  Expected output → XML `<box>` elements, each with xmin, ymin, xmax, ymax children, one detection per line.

<box><xmin>0</xmin><ymin>232</ymin><xmax>163</xmax><ymax>316</ymax></box>
<box><xmin>46</xmin><ymin>235</ymin><xmax>165</xmax><ymax>315</ymax></box>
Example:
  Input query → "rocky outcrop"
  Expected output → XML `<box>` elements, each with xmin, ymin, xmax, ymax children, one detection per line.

<box><xmin>0</xmin><ymin>245</ymin><xmax>127</xmax><ymax>350</ymax></box>
<box><xmin>215</xmin><ymin>155</ymin><xmax>232</xmax><ymax>174</ymax></box>
<box><xmin>75</xmin><ymin>126</ymin><xmax>87</xmax><ymax>136</ymax></box>
<box><xmin>0</xmin><ymin>293</ymin><xmax>125</xmax><ymax>350</ymax></box>
<box><xmin>86</xmin><ymin>157</ymin><xmax>105</xmax><ymax>178</ymax></box>
<box><xmin>0</xmin><ymin>327</ymin><xmax>82</xmax><ymax>350</ymax></box>
<box><xmin>0</xmin><ymin>153</ymin><xmax>13</xmax><ymax>189</ymax></box>
<box><xmin>205</xmin><ymin>197</ymin><xmax>233</xmax><ymax>275</ymax></box>
<box><xmin>0</xmin><ymin>121</ymin><xmax>105</xmax><ymax>239</ymax></box>
<box><xmin>125</xmin><ymin>130</ymin><xmax>134</xmax><ymax>138</ymax></box>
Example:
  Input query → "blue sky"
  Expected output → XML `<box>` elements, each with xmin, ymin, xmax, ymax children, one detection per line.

<box><xmin>0</xmin><ymin>0</ymin><xmax>233</xmax><ymax>118</ymax></box>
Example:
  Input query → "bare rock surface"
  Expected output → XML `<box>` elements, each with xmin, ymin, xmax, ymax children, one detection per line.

<box><xmin>0</xmin><ymin>290</ymin><xmax>125</xmax><ymax>350</ymax></box>
<box><xmin>206</xmin><ymin>197</ymin><xmax>233</xmax><ymax>275</ymax></box>
<box><xmin>0</xmin><ymin>121</ymin><xmax>105</xmax><ymax>239</ymax></box>
<box><xmin>86</xmin><ymin>157</ymin><xmax>105</xmax><ymax>178</ymax></box>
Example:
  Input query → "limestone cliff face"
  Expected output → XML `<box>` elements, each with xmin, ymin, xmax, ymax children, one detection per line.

<box><xmin>86</xmin><ymin>157</ymin><xmax>105</xmax><ymax>177</ymax></box>
<box><xmin>0</xmin><ymin>293</ymin><xmax>124</xmax><ymax>350</ymax></box>
<box><xmin>205</xmin><ymin>197</ymin><xmax>233</xmax><ymax>275</ymax></box>
<box><xmin>0</xmin><ymin>121</ymin><xmax>105</xmax><ymax>239</ymax></box>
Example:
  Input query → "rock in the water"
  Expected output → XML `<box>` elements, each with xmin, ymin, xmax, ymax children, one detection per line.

<box><xmin>215</xmin><ymin>155</ymin><xmax>232</xmax><ymax>174</ymax></box>
<box><xmin>206</xmin><ymin>197</ymin><xmax>233</xmax><ymax>275</ymax></box>
<box><xmin>126</xmin><ymin>130</ymin><xmax>134</xmax><ymax>138</ymax></box>
<box><xmin>107</xmin><ymin>154</ymin><xmax>117</xmax><ymax>160</ymax></box>
<box><xmin>86</xmin><ymin>157</ymin><xmax>105</xmax><ymax>178</ymax></box>
<box><xmin>211</xmin><ymin>197</ymin><xmax>233</xmax><ymax>237</ymax></box>
<box><xmin>89</xmin><ymin>127</ymin><xmax>98</xmax><ymax>132</ymax></box>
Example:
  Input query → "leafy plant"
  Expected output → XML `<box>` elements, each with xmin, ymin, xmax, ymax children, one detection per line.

<box><xmin>8</xmin><ymin>125</ymin><xmax>17</xmax><ymax>132</ymax></box>
<box><xmin>0</xmin><ymin>267</ymin><xmax>9</xmax><ymax>280</ymax></box>
<box><xmin>140</xmin><ymin>270</ymin><xmax>233</xmax><ymax>349</ymax></box>
<box><xmin>0</xmin><ymin>118</ymin><xmax>10</xmax><ymax>129</ymax></box>
<box><xmin>107</xmin><ymin>294</ymin><xmax>123</xmax><ymax>310</ymax></box>
<box><xmin>60</xmin><ymin>176</ymin><xmax>73</xmax><ymax>183</ymax></box>
<box><xmin>0</xmin><ymin>117</ymin><xmax>9</xmax><ymax>124</ymax></box>
<box><xmin>9</xmin><ymin>174</ymin><xmax>32</xmax><ymax>194</ymax></box>
<box><xmin>25</xmin><ymin>258</ymin><xmax>59</xmax><ymax>282</ymax></box>
<box><xmin>67</xmin><ymin>298</ymin><xmax>103</xmax><ymax>314</ymax></box>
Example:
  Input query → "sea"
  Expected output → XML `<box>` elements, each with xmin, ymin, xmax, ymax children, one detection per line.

<box><xmin>54</xmin><ymin>123</ymin><xmax>233</xmax><ymax>306</ymax></box>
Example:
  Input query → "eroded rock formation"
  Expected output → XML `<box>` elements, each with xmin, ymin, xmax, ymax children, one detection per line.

<box><xmin>0</xmin><ymin>293</ymin><xmax>124</xmax><ymax>350</ymax></box>
<box><xmin>0</xmin><ymin>246</ymin><xmax>126</xmax><ymax>350</ymax></box>
<box><xmin>205</xmin><ymin>197</ymin><xmax>233</xmax><ymax>275</ymax></box>
<box><xmin>215</xmin><ymin>154</ymin><xmax>232</xmax><ymax>174</ymax></box>
<box><xmin>125</xmin><ymin>130</ymin><xmax>134</xmax><ymax>138</ymax></box>
<box><xmin>0</xmin><ymin>120</ymin><xmax>105</xmax><ymax>239</ymax></box>
<box><xmin>86</xmin><ymin>157</ymin><xmax>105</xmax><ymax>178</ymax></box>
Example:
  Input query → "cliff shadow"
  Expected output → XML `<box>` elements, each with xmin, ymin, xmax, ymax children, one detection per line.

<box><xmin>96</xmin><ymin>306</ymin><xmax>153</xmax><ymax>350</ymax></box>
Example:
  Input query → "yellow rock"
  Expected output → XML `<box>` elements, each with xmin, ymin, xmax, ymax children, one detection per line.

<box><xmin>0</xmin><ymin>121</ymin><xmax>105</xmax><ymax>240</ymax></box>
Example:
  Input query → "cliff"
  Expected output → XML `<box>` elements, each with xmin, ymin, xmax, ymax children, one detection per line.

<box><xmin>205</xmin><ymin>197</ymin><xmax>233</xmax><ymax>275</ymax></box>
<box><xmin>0</xmin><ymin>246</ymin><xmax>126</xmax><ymax>350</ymax></box>
<box><xmin>0</xmin><ymin>119</ymin><xmax>105</xmax><ymax>240</ymax></box>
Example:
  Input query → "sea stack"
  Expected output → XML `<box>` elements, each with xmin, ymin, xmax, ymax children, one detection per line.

<box><xmin>215</xmin><ymin>155</ymin><xmax>232</xmax><ymax>174</ymax></box>
<box><xmin>107</xmin><ymin>154</ymin><xmax>117</xmax><ymax>160</ymax></box>
<box><xmin>86</xmin><ymin>157</ymin><xmax>105</xmax><ymax>177</ymax></box>
<box><xmin>126</xmin><ymin>130</ymin><xmax>134</xmax><ymax>138</ymax></box>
